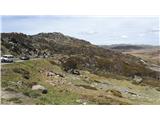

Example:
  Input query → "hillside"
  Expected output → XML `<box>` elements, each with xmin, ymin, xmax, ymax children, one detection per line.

<box><xmin>2</xmin><ymin>59</ymin><xmax>160</xmax><ymax>105</ymax></box>
<box><xmin>1</xmin><ymin>32</ymin><xmax>160</xmax><ymax>104</ymax></box>
<box><xmin>1</xmin><ymin>32</ymin><xmax>159</xmax><ymax>79</ymax></box>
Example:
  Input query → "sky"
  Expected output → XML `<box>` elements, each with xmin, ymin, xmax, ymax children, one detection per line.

<box><xmin>1</xmin><ymin>16</ymin><xmax>159</xmax><ymax>45</ymax></box>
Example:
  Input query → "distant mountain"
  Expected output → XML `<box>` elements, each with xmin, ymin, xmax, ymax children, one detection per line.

<box><xmin>1</xmin><ymin>32</ymin><xmax>159</xmax><ymax>81</ymax></box>
<box><xmin>100</xmin><ymin>44</ymin><xmax>159</xmax><ymax>52</ymax></box>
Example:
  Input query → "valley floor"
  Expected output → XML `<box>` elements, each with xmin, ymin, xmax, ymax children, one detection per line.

<box><xmin>123</xmin><ymin>47</ymin><xmax>160</xmax><ymax>65</ymax></box>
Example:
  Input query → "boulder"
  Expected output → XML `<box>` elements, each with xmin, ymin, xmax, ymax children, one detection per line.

<box><xmin>32</xmin><ymin>85</ymin><xmax>48</xmax><ymax>94</ymax></box>
<box><xmin>32</xmin><ymin>85</ymin><xmax>45</xmax><ymax>90</ymax></box>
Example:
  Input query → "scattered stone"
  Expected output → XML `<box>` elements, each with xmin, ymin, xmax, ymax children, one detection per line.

<box><xmin>47</xmin><ymin>71</ymin><xmax>56</xmax><ymax>77</ymax></box>
<box><xmin>16</xmin><ymin>81</ymin><xmax>23</xmax><ymax>88</ymax></box>
<box><xmin>46</xmin><ymin>71</ymin><xmax>64</xmax><ymax>78</ymax></box>
<box><xmin>72</xmin><ymin>69</ymin><xmax>80</xmax><ymax>75</ymax></box>
<box><xmin>140</xmin><ymin>59</ymin><xmax>147</xmax><ymax>64</ymax></box>
<box><xmin>133</xmin><ymin>75</ymin><xmax>143</xmax><ymax>84</ymax></box>
<box><xmin>55</xmin><ymin>73</ymin><xmax>64</xmax><ymax>77</ymax></box>
<box><xmin>128</xmin><ymin>91</ymin><xmax>137</xmax><ymax>97</ymax></box>
<box><xmin>67</xmin><ymin>69</ymin><xmax>80</xmax><ymax>75</ymax></box>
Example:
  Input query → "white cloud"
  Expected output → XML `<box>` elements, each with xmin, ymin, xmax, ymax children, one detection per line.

<box><xmin>79</xmin><ymin>31</ymin><xmax>98</xmax><ymax>35</ymax></box>
<box><xmin>121</xmin><ymin>35</ymin><xmax>128</xmax><ymax>39</ymax></box>
<box><xmin>138</xmin><ymin>33</ymin><xmax>145</xmax><ymax>37</ymax></box>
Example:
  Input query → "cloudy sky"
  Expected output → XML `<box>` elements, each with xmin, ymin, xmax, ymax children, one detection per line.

<box><xmin>1</xmin><ymin>16</ymin><xmax>159</xmax><ymax>45</ymax></box>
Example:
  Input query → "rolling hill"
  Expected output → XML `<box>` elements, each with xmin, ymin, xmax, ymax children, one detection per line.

<box><xmin>1</xmin><ymin>32</ymin><xmax>160</xmax><ymax>104</ymax></box>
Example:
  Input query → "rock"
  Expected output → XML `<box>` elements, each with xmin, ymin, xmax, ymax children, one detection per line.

<box><xmin>46</xmin><ymin>71</ymin><xmax>64</xmax><ymax>78</ymax></box>
<box><xmin>42</xmin><ymin>89</ymin><xmax>48</xmax><ymax>94</ymax></box>
<box><xmin>73</xmin><ymin>69</ymin><xmax>80</xmax><ymax>75</ymax></box>
<box><xmin>128</xmin><ymin>91</ymin><xmax>138</xmax><ymax>97</ymax></box>
<box><xmin>47</xmin><ymin>71</ymin><xmax>56</xmax><ymax>77</ymax></box>
<box><xmin>17</xmin><ymin>81</ymin><xmax>23</xmax><ymax>85</ymax></box>
<box><xmin>68</xmin><ymin>69</ymin><xmax>80</xmax><ymax>75</ymax></box>
<box><xmin>32</xmin><ymin>85</ymin><xmax>48</xmax><ymax>94</ymax></box>
<box><xmin>133</xmin><ymin>75</ymin><xmax>143</xmax><ymax>84</ymax></box>
<box><xmin>55</xmin><ymin>73</ymin><xmax>64</xmax><ymax>77</ymax></box>
<box><xmin>140</xmin><ymin>59</ymin><xmax>147</xmax><ymax>64</ymax></box>
<box><xmin>32</xmin><ymin>85</ymin><xmax>45</xmax><ymax>90</ymax></box>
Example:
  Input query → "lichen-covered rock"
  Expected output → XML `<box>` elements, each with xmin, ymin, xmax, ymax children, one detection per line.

<box><xmin>32</xmin><ymin>85</ymin><xmax>48</xmax><ymax>94</ymax></box>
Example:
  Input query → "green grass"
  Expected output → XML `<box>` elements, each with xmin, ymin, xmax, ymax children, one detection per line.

<box><xmin>1</xmin><ymin>59</ymin><xmax>80</xmax><ymax>105</ymax></box>
<box><xmin>1</xmin><ymin>98</ymin><xmax>23</xmax><ymax>104</ymax></box>
<box><xmin>2</xmin><ymin>58</ymin><xmax>160</xmax><ymax>105</ymax></box>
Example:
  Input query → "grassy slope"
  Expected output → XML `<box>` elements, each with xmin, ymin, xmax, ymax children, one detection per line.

<box><xmin>1</xmin><ymin>58</ymin><xmax>160</xmax><ymax>105</ymax></box>
<box><xmin>1</xmin><ymin>59</ymin><xmax>80</xmax><ymax>104</ymax></box>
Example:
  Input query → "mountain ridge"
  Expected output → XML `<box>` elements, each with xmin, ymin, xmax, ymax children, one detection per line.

<box><xmin>1</xmin><ymin>32</ymin><xmax>159</xmax><ymax>82</ymax></box>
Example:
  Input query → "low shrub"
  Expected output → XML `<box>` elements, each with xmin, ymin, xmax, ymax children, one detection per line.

<box><xmin>13</xmin><ymin>68</ymin><xmax>30</xmax><ymax>79</ymax></box>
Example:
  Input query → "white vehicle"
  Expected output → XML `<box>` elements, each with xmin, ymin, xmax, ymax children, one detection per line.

<box><xmin>1</xmin><ymin>55</ymin><xmax>14</xmax><ymax>63</ymax></box>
